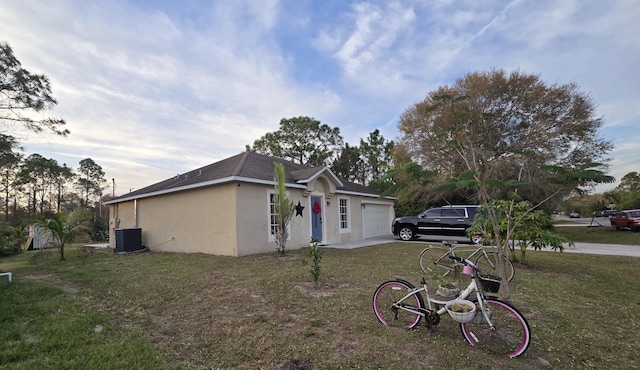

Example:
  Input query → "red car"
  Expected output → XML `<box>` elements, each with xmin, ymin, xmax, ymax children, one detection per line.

<box><xmin>610</xmin><ymin>209</ymin><xmax>640</xmax><ymax>231</ymax></box>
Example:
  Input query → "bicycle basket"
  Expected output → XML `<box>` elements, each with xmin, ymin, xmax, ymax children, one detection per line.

<box><xmin>479</xmin><ymin>274</ymin><xmax>501</xmax><ymax>293</ymax></box>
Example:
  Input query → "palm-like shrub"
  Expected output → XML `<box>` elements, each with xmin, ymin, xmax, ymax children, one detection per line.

<box><xmin>273</xmin><ymin>162</ymin><xmax>295</xmax><ymax>255</ymax></box>
<box><xmin>36</xmin><ymin>212</ymin><xmax>90</xmax><ymax>261</ymax></box>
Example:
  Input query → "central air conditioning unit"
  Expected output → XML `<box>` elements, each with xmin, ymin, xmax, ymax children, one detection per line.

<box><xmin>114</xmin><ymin>228</ymin><xmax>143</xmax><ymax>252</ymax></box>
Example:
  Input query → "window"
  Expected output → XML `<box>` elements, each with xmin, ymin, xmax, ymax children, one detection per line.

<box><xmin>269</xmin><ymin>192</ymin><xmax>278</xmax><ymax>236</ymax></box>
<box><xmin>424</xmin><ymin>209</ymin><xmax>441</xmax><ymax>218</ymax></box>
<box><xmin>339</xmin><ymin>198</ymin><xmax>349</xmax><ymax>230</ymax></box>
<box><xmin>442</xmin><ymin>208</ymin><xmax>465</xmax><ymax>218</ymax></box>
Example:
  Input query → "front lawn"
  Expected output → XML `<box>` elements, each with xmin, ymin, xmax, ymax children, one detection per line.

<box><xmin>554</xmin><ymin>224</ymin><xmax>640</xmax><ymax>245</ymax></box>
<box><xmin>1</xmin><ymin>244</ymin><xmax>639</xmax><ymax>368</ymax></box>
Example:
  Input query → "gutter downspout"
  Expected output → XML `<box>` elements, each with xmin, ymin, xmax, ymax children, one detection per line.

<box><xmin>134</xmin><ymin>199</ymin><xmax>138</xmax><ymax>228</ymax></box>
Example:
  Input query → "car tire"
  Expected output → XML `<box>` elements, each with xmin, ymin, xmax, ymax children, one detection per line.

<box><xmin>398</xmin><ymin>226</ymin><xmax>415</xmax><ymax>241</ymax></box>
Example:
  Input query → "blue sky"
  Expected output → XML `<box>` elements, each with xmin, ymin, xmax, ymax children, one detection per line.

<box><xmin>1</xmin><ymin>0</ymin><xmax>638</xmax><ymax>196</ymax></box>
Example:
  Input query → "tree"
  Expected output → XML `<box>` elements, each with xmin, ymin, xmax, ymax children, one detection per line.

<box><xmin>247</xmin><ymin>116</ymin><xmax>343</xmax><ymax>167</ymax></box>
<box><xmin>610</xmin><ymin>172</ymin><xmax>640</xmax><ymax>209</ymax></box>
<box><xmin>0</xmin><ymin>41</ymin><xmax>68</xmax><ymax>136</ymax></box>
<box><xmin>36</xmin><ymin>211</ymin><xmax>89</xmax><ymax>261</ymax></box>
<box><xmin>53</xmin><ymin>163</ymin><xmax>74</xmax><ymax>212</ymax></box>
<box><xmin>15</xmin><ymin>154</ymin><xmax>51</xmax><ymax>214</ymax></box>
<box><xmin>0</xmin><ymin>134</ymin><xmax>22</xmax><ymax>222</ymax></box>
<box><xmin>331</xmin><ymin>143</ymin><xmax>362</xmax><ymax>183</ymax></box>
<box><xmin>395</xmin><ymin>69</ymin><xmax>614</xmax><ymax>300</ymax></box>
<box><xmin>76</xmin><ymin>158</ymin><xmax>106</xmax><ymax>206</ymax></box>
<box><xmin>398</xmin><ymin>69</ymin><xmax>613</xmax><ymax>209</ymax></box>
<box><xmin>359</xmin><ymin>129</ymin><xmax>394</xmax><ymax>185</ymax></box>
<box><xmin>468</xmin><ymin>200</ymin><xmax>572</xmax><ymax>263</ymax></box>
<box><xmin>331</xmin><ymin>130</ymin><xmax>394</xmax><ymax>189</ymax></box>
<box><xmin>272</xmin><ymin>162</ymin><xmax>295</xmax><ymax>255</ymax></box>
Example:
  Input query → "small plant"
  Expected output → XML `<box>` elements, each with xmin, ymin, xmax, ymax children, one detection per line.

<box><xmin>303</xmin><ymin>237</ymin><xmax>324</xmax><ymax>286</ymax></box>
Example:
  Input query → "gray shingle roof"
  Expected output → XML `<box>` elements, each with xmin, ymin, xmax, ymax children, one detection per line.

<box><xmin>107</xmin><ymin>151</ymin><xmax>384</xmax><ymax>204</ymax></box>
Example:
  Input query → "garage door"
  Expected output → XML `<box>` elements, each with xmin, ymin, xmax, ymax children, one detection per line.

<box><xmin>363</xmin><ymin>203</ymin><xmax>391</xmax><ymax>238</ymax></box>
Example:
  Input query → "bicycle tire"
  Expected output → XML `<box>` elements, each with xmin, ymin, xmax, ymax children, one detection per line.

<box><xmin>475</xmin><ymin>252</ymin><xmax>515</xmax><ymax>282</ymax></box>
<box><xmin>372</xmin><ymin>280</ymin><xmax>423</xmax><ymax>329</ymax></box>
<box><xmin>419</xmin><ymin>246</ymin><xmax>454</xmax><ymax>277</ymax></box>
<box><xmin>459</xmin><ymin>298</ymin><xmax>531</xmax><ymax>358</ymax></box>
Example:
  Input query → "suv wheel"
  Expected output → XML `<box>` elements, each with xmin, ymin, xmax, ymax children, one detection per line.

<box><xmin>398</xmin><ymin>226</ymin><xmax>415</xmax><ymax>241</ymax></box>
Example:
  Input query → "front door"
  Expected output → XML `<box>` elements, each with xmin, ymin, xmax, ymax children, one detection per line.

<box><xmin>311</xmin><ymin>196</ymin><xmax>323</xmax><ymax>242</ymax></box>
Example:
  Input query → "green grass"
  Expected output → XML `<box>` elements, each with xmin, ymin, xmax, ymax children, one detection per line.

<box><xmin>1</xmin><ymin>244</ymin><xmax>639</xmax><ymax>369</ymax></box>
<box><xmin>554</xmin><ymin>224</ymin><xmax>640</xmax><ymax>245</ymax></box>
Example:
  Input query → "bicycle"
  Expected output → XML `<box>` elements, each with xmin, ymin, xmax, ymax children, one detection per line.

<box><xmin>372</xmin><ymin>256</ymin><xmax>531</xmax><ymax>358</ymax></box>
<box><xmin>419</xmin><ymin>241</ymin><xmax>515</xmax><ymax>282</ymax></box>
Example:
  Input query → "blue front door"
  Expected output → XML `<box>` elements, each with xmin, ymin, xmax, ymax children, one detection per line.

<box><xmin>311</xmin><ymin>196</ymin><xmax>323</xmax><ymax>242</ymax></box>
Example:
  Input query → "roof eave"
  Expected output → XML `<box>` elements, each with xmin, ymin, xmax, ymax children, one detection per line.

<box><xmin>104</xmin><ymin>176</ymin><xmax>307</xmax><ymax>205</ymax></box>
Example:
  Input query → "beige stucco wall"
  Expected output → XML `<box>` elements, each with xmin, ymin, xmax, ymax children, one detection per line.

<box><xmin>234</xmin><ymin>183</ymin><xmax>311</xmax><ymax>256</ymax></box>
<box><xmin>108</xmin><ymin>173</ymin><xmax>395</xmax><ymax>256</ymax></box>
<box><xmin>109</xmin><ymin>184</ymin><xmax>238</xmax><ymax>256</ymax></box>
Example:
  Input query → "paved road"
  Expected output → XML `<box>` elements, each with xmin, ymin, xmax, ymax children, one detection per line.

<box><xmin>326</xmin><ymin>234</ymin><xmax>640</xmax><ymax>257</ymax></box>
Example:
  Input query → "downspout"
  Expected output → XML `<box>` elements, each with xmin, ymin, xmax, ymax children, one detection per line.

<box><xmin>134</xmin><ymin>199</ymin><xmax>138</xmax><ymax>228</ymax></box>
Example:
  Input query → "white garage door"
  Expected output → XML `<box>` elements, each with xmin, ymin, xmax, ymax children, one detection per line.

<box><xmin>363</xmin><ymin>203</ymin><xmax>391</xmax><ymax>238</ymax></box>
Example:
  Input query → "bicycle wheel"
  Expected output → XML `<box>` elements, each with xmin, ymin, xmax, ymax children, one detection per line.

<box><xmin>475</xmin><ymin>252</ymin><xmax>515</xmax><ymax>282</ymax></box>
<box><xmin>460</xmin><ymin>298</ymin><xmax>531</xmax><ymax>358</ymax></box>
<box><xmin>373</xmin><ymin>280</ymin><xmax>423</xmax><ymax>329</ymax></box>
<box><xmin>419</xmin><ymin>247</ymin><xmax>454</xmax><ymax>276</ymax></box>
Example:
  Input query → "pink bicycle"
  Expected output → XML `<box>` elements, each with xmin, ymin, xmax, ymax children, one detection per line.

<box><xmin>373</xmin><ymin>256</ymin><xmax>531</xmax><ymax>358</ymax></box>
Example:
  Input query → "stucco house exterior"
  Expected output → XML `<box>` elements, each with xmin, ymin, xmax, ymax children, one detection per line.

<box><xmin>104</xmin><ymin>152</ymin><xmax>396</xmax><ymax>256</ymax></box>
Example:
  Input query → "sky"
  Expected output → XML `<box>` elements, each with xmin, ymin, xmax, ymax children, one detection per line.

<box><xmin>0</xmin><ymin>0</ymin><xmax>638</xmax><ymax>197</ymax></box>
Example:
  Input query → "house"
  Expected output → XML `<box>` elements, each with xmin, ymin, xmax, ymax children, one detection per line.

<box><xmin>104</xmin><ymin>152</ymin><xmax>396</xmax><ymax>256</ymax></box>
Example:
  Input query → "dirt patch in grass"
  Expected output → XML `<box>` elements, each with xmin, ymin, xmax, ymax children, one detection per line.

<box><xmin>22</xmin><ymin>273</ymin><xmax>80</xmax><ymax>295</ymax></box>
<box><xmin>294</xmin><ymin>280</ymin><xmax>348</xmax><ymax>298</ymax></box>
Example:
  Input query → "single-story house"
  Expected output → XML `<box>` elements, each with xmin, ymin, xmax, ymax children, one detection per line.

<box><xmin>104</xmin><ymin>151</ymin><xmax>396</xmax><ymax>256</ymax></box>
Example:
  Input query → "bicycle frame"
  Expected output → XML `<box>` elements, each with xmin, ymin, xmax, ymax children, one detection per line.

<box><xmin>425</xmin><ymin>244</ymin><xmax>499</xmax><ymax>274</ymax></box>
<box><xmin>392</xmin><ymin>265</ymin><xmax>494</xmax><ymax>328</ymax></box>
<box><xmin>438</xmin><ymin>245</ymin><xmax>490</xmax><ymax>265</ymax></box>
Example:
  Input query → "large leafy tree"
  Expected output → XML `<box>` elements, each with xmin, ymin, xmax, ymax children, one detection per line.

<box><xmin>247</xmin><ymin>116</ymin><xmax>343</xmax><ymax>167</ymax></box>
<box><xmin>0</xmin><ymin>41</ymin><xmax>68</xmax><ymax>136</ymax></box>
<box><xmin>608</xmin><ymin>172</ymin><xmax>640</xmax><ymax>209</ymax></box>
<box><xmin>395</xmin><ymin>69</ymin><xmax>614</xmax><ymax>300</ymax></box>
<box><xmin>398</xmin><ymin>69</ymin><xmax>613</xmax><ymax>209</ymax></box>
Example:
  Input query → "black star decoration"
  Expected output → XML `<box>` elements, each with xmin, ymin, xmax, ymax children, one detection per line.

<box><xmin>295</xmin><ymin>201</ymin><xmax>305</xmax><ymax>217</ymax></box>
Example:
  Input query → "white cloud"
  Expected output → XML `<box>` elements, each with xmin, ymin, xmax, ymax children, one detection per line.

<box><xmin>0</xmin><ymin>0</ymin><xmax>637</xmax><ymax>195</ymax></box>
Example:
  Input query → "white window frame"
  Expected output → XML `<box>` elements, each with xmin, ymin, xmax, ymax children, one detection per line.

<box><xmin>268</xmin><ymin>189</ymin><xmax>292</xmax><ymax>241</ymax></box>
<box><xmin>339</xmin><ymin>197</ymin><xmax>350</xmax><ymax>233</ymax></box>
<box><xmin>268</xmin><ymin>190</ymin><xmax>277</xmax><ymax>240</ymax></box>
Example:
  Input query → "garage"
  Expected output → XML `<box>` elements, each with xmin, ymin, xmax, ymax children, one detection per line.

<box><xmin>362</xmin><ymin>202</ymin><xmax>393</xmax><ymax>238</ymax></box>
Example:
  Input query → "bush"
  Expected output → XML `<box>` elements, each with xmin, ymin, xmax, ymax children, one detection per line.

<box><xmin>0</xmin><ymin>235</ymin><xmax>22</xmax><ymax>257</ymax></box>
